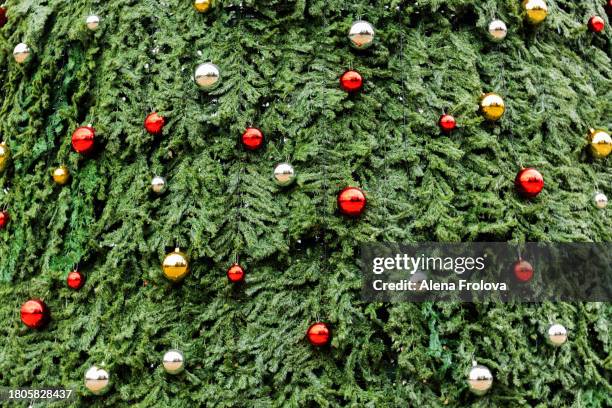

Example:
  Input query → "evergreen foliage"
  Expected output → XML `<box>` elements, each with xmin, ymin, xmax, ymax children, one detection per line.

<box><xmin>0</xmin><ymin>0</ymin><xmax>610</xmax><ymax>406</ymax></box>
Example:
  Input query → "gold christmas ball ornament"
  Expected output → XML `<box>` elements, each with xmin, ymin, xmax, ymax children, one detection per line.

<box><xmin>52</xmin><ymin>166</ymin><xmax>70</xmax><ymax>185</ymax></box>
<box><xmin>523</xmin><ymin>0</ymin><xmax>548</xmax><ymax>25</ymax></box>
<box><xmin>194</xmin><ymin>62</ymin><xmax>220</xmax><ymax>90</ymax></box>
<box><xmin>194</xmin><ymin>0</ymin><xmax>213</xmax><ymax>13</ymax></box>
<box><xmin>13</xmin><ymin>42</ymin><xmax>31</xmax><ymax>64</ymax></box>
<box><xmin>84</xmin><ymin>365</ymin><xmax>110</xmax><ymax>395</ymax></box>
<box><xmin>151</xmin><ymin>176</ymin><xmax>167</xmax><ymax>194</ymax></box>
<box><xmin>588</xmin><ymin>129</ymin><xmax>612</xmax><ymax>159</ymax></box>
<box><xmin>162</xmin><ymin>349</ymin><xmax>185</xmax><ymax>374</ymax></box>
<box><xmin>0</xmin><ymin>142</ymin><xmax>10</xmax><ymax>173</ymax></box>
<box><xmin>86</xmin><ymin>15</ymin><xmax>100</xmax><ymax>31</ymax></box>
<box><xmin>162</xmin><ymin>248</ymin><xmax>189</xmax><ymax>282</ymax></box>
<box><xmin>348</xmin><ymin>20</ymin><xmax>375</xmax><ymax>50</ymax></box>
<box><xmin>488</xmin><ymin>19</ymin><xmax>508</xmax><ymax>41</ymax></box>
<box><xmin>467</xmin><ymin>362</ymin><xmax>493</xmax><ymax>396</ymax></box>
<box><xmin>594</xmin><ymin>192</ymin><xmax>608</xmax><ymax>209</ymax></box>
<box><xmin>547</xmin><ymin>323</ymin><xmax>568</xmax><ymax>347</ymax></box>
<box><xmin>480</xmin><ymin>93</ymin><xmax>505</xmax><ymax>121</ymax></box>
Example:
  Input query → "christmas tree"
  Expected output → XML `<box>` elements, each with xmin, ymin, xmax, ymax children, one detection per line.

<box><xmin>1</xmin><ymin>1</ymin><xmax>611</xmax><ymax>406</ymax></box>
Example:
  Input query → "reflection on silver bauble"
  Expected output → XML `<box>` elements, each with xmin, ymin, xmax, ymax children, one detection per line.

<box><xmin>162</xmin><ymin>349</ymin><xmax>185</xmax><ymax>375</ymax></box>
<box><xmin>348</xmin><ymin>20</ymin><xmax>375</xmax><ymax>50</ymax></box>
<box><xmin>467</xmin><ymin>363</ymin><xmax>493</xmax><ymax>396</ymax></box>
<box><xmin>488</xmin><ymin>20</ymin><xmax>507</xmax><ymax>41</ymax></box>
<box><xmin>547</xmin><ymin>323</ymin><xmax>567</xmax><ymax>347</ymax></box>
<box><xmin>86</xmin><ymin>15</ymin><xmax>100</xmax><ymax>31</ymax></box>
<box><xmin>273</xmin><ymin>163</ymin><xmax>296</xmax><ymax>187</ymax></box>
<box><xmin>594</xmin><ymin>193</ymin><xmax>608</xmax><ymax>209</ymax></box>
<box><xmin>13</xmin><ymin>43</ymin><xmax>31</xmax><ymax>64</ymax></box>
<box><xmin>194</xmin><ymin>62</ymin><xmax>220</xmax><ymax>90</ymax></box>
<box><xmin>151</xmin><ymin>176</ymin><xmax>167</xmax><ymax>194</ymax></box>
<box><xmin>84</xmin><ymin>365</ymin><xmax>110</xmax><ymax>395</ymax></box>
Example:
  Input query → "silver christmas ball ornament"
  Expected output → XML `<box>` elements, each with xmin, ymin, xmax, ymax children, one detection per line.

<box><xmin>594</xmin><ymin>192</ymin><xmax>608</xmax><ymax>209</ymax></box>
<box><xmin>467</xmin><ymin>362</ymin><xmax>493</xmax><ymax>396</ymax></box>
<box><xmin>547</xmin><ymin>323</ymin><xmax>567</xmax><ymax>347</ymax></box>
<box><xmin>13</xmin><ymin>43</ymin><xmax>31</xmax><ymax>64</ymax></box>
<box><xmin>348</xmin><ymin>20</ymin><xmax>375</xmax><ymax>50</ymax></box>
<box><xmin>84</xmin><ymin>365</ymin><xmax>110</xmax><ymax>395</ymax></box>
<box><xmin>86</xmin><ymin>15</ymin><xmax>101</xmax><ymax>31</ymax></box>
<box><xmin>273</xmin><ymin>162</ymin><xmax>296</xmax><ymax>187</ymax></box>
<box><xmin>194</xmin><ymin>62</ymin><xmax>220</xmax><ymax>90</ymax></box>
<box><xmin>151</xmin><ymin>176</ymin><xmax>167</xmax><ymax>194</ymax></box>
<box><xmin>162</xmin><ymin>349</ymin><xmax>185</xmax><ymax>374</ymax></box>
<box><xmin>488</xmin><ymin>19</ymin><xmax>507</xmax><ymax>41</ymax></box>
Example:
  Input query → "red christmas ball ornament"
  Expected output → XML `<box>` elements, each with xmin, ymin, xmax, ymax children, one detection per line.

<box><xmin>588</xmin><ymin>16</ymin><xmax>605</xmax><ymax>33</ymax></box>
<box><xmin>20</xmin><ymin>299</ymin><xmax>49</xmax><ymax>329</ymax></box>
<box><xmin>513</xmin><ymin>259</ymin><xmax>534</xmax><ymax>282</ymax></box>
<box><xmin>337</xmin><ymin>187</ymin><xmax>366</xmax><ymax>217</ymax></box>
<box><xmin>144</xmin><ymin>112</ymin><xmax>165</xmax><ymax>135</ymax></box>
<box><xmin>241</xmin><ymin>127</ymin><xmax>264</xmax><ymax>150</ymax></box>
<box><xmin>439</xmin><ymin>114</ymin><xmax>456</xmax><ymax>133</ymax></box>
<box><xmin>340</xmin><ymin>70</ymin><xmax>363</xmax><ymax>93</ymax></box>
<box><xmin>515</xmin><ymin>168</ymin><xmax>544</xmax><ymax>198</ymax></box>
<box><xmin>0</xmin><ymin>210</ymin><xmax>9</xmax><ymax>229</ymax></box>
<box><xmin>67</xmin><ymin>270</ymin><xmax>85</xmax><ymax>290</ymax></box>
<box><xmin>307</xmin><ymin>322</ymin><xmax>331</xmax><ymax>347</ymax></box>
<box><xmin>606</xmin><ymin>1</ymin><xmax>612</xmax><ymax>16</ymax></box>
<box><xmin>0</xmin><ymin>6</ymin><xmax>8</xmax><ymax>28</ymax></box>
<box><xmin>71</xmin><ymin>126</ymin><xmax>95</xmax><ymax>154</ymax></box>
<box><xmin>227</xmin><ymin>263</ymin><xmax>245</xmax><ymax>283</ymax></box>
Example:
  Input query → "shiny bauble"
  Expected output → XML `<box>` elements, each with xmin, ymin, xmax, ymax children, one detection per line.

<box><xmin>273</xmin><ymin>162</ymin><xmax>296</xmax><ymax>187</ymax></box>
<box><xmin>241</xmin><ymin>127</ymin><xmax>264</xmax><ymax>150</ymax></box>
<box><xmin>13</xmin><ymin>42</ymin><xmax>30</xmax><ymax>64</ymax></box>
<box><xmin>67</xmin><ymin>270</ymin><xmax>85</xmax><ymax>290</ymax></box>
<box><xmin>194</xmin><ymin>62</ymin><xmax>220</xmax><ymax>90</ymax></box>
<box><xmin>547</xmin><ymin>323</ymin><xmax>568</xmax><ymax>347</ymax></box>
<box><xmin>348</xmin><ymin>20</ymin><xmax>375</xmax><ymax>50</ymax></box>
<box><xmin>144</xmin><ymin>112</ymin><xmax>165</xmax><ymax>135</ymax></box>
<box><xmin>0</xmin><ymin>6</ymin><xmax>8</xmax><ymax>28</ymax></box>
<box><xmin>515</xmin><ymin>168</ymin><xmax>544</xmax><ymax>198</ymax></box>
<box><xmin>0</xmin><ymin>210</ymin><xmax>8</xmax><ymax>230</ymax></box>
<box><xmin>467</xmin><ymin>363</ymin><xmax>493</xmax><ymax>396</ymax></box>
<box><xmin>20</xmin><ymin>299</ymin><xmax>49</xmax><ymax>329</ymax></box>
<box><xmin>86</xmin><ymin>15</ymin><xmax>100</xmax><ymax>31</ymax></box>
<box><xmin>162</xmin><ymin>248</ymin><xmax>189</xmax><ymax>282</ymax></box>
<box><xmin>488</xmin><ymin>19</ymin><xmax>508</xmax><ymax>41</ymax></box>
<box><xmin>480</xmin><ymin>93</ymin><xmax>505</xmax><ymax>121</ymax></box>
<box><xmin>52</xmin><ymin>166</ymin><xmax>70</xmax><ymax>185</ymax></box>
<box><xmin>439</xmin><ymin>114</ymin><xmax>456</xmax><ymax>133</ymax></box>
<box><xmin>588</xmin><ymin>16</ymin><xmax>605</xmax><ymax>33</ymax></box>
<box><xmin>162</xmin><ymin>349</ymin><xmax>185</xmax><ymax>374</ymax></box>
<box><xmin>607</xmin><ymin>0</ymin><xmax>612</xmax><ymax>16</ymax></box>
<box><xmin>0</xmin><ymin>142</ymin><xmax>10</xmax><ymax>173</ymax></box>
<box><xmin>193</xmin><ymin>0</ymin><xmax>213</xmax><ymax>13</ymax></box>
<box><xmin>340</xmin><ymin>70</ymin><xmax>363</xmax><ymax>93</ymax></box>
<box><xmin>227</xmin><ymin>263</ymin><xmax>245</xmax><ymax>283</ymax></box>
<box><xmin>84</xmin><ymin>366</ymin><xmax>110</xmax><ymax>395</ymax></box>
<box><xmin>151</xmin><ymin>176</ymin><xmax>167</xmax><ymax>194</ymax></box>
<box><xmin>588</xmin><ymin>129</ymin><xmax>612</xmax><ymax>159</ymax></box>
<box><xmin>337</xmin><ymin>187</ymin><xmax>366</xmax><ymax>217</ymax></box>
<box><xmin>513</xmin><ymin>259</ymin><xmax>534</xmax><ymax>282</ymax></box>
<box><xmin>522</xmin><ymin>0</ymin><xmax>548</xmax><ymax>25</ymax></box>
<box><xmin>71</xmin><ymin>125</ymin><xmax>95</xmax><ymax>154</ymax></box>
<box><xmin>594</xmin><ymin>192</ymin><xmax>608</xmax><ymax>209</ymax></box>
<box><xmin>307</xmin><ymin>322</ymin><xmax>331</xmax><ymax>347</ymax></box>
